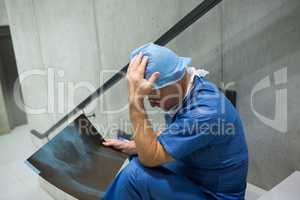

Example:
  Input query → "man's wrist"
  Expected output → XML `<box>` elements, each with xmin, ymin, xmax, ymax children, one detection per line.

<box><xmin>129</xmin><ymin>98</ymin><xmax>144</xmax><ymax>112</ymax></box>
<box><xmin>129</xmin><ymin>99</ymin><xmax>146</xmax><ymax>123</ymax></box>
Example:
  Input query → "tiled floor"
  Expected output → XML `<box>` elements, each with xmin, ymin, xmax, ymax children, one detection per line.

<box><xmin>0</xmin><ymin>125</ymin><xmax>54</xmax><ymax>200</ymax></box>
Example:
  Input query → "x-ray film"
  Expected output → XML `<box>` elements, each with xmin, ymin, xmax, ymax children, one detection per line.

<box><xmin>27</xmin><ymin>114</ymin><xmax>127</xmax><ymax>200</ymax></box>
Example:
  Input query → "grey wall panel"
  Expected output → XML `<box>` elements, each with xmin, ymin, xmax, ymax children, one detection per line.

<box><xmin>0</xmin><ymin>27</ymin><xmax>27</xmax><ymax>128</ymax></box>
<box><xmin>0</xmin><ymin>57</ymin><xmax>10</xmax><ymax>134</ymax></box>
<box><xmin>223</xmin><ymin>0</ymin><xmax>300</xmax><ymax>189</ymax></box>
<box><xmin>0</xmin><ymin>0</ymin><xmax>8</xmax><ymax>26</ymax></box>
<box><xmin>5</xmin><ymin>0</ymin><xmax>54</xmax><ymax>135</ymax></box>
<box><xmin>33</xmin><ymin>0</ymin><xmax>102</xmax><ymax>121</ymax></box>
<box><xmin>167</xmin><ymin>2</ymin><xmax>222</xmax><ymax>85</ymax></box>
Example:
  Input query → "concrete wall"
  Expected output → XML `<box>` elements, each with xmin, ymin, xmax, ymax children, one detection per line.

<box><xmin>0</xmin><ymin>57</ymin><xmax>10</xmax><ymax>134</ymax></box>
<box><xmin>222</xmin><ymin>0</ymin><xmax>300</xmax><ymax>189</ymax></box>
<box><xmin>0</xmin><ymin>0</ymin><xmax>9</xmax><ymax>135</ymax></box>
<box><xmin>0</xmin><ymin>26</ymin><xmax>28</xmax><ymax>129</ymax></box>
<box><xmin>0</xmin><ymin>0</ymin><xmax>8</xmax><ymax>26</ymax></box>
<box><xmin>5</xmin><ymin>0</ymin><xmax>205</xmax><ymax>140</ymax></box>
<box><xmin>167</xmin><ymin>1</ymin><xmax>222</xmax><ymax>85</ymax></box>
<box><xmin>5</xmin><ymin>0</ymin><xmax>104</xmax><ymax>143</ymax></box>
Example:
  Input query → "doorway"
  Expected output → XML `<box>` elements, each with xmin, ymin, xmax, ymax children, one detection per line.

<box><xmin>0</xmin><ymin>26</ymin><xmax>27</xmax><ymax>132</ymax></box>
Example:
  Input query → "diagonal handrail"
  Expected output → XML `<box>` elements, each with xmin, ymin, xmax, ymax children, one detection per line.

<box><xmin>30</xmin><ymin>0</ymin><xmax>223</xmax><ymax>140</ymax></box>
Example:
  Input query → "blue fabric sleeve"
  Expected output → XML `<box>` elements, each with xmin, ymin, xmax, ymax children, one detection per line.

<box><xmin>157</xmin><ymin>116</ymin><xmax>218</xmax><ymax>160</ymax></box>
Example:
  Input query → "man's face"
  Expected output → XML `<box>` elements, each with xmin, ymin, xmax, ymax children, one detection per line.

<box><xmin>148</xmin><ymin>83</ymin><xmax>184</xmax><ymax>111</ymax></box>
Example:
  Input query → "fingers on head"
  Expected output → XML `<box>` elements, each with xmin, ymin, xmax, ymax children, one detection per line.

<box><xmin>139</xmin><ymin>56</ymin><xmax>148</xmax><ymax>70</ymax></box>
<box><xmin>148</xmin><ymin>72</ymin><xmax>160</xmax><ymax>85</ymax></box>
<box><xmin>128</xmin><ymin>53</ymin><xmax>143</xmax><ymax>74</ymax></box>
<box><xmin>133</xmin><ymin>53</ymin><xmax>143</xmax><ymax>66</ymax></box>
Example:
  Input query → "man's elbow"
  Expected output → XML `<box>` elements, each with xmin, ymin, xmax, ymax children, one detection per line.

<box><xmin>137</xmin><ymin>141</ymin><xmax>171</xmax><ymax>167</ymax></box>
<box><xmin>138</xmin><ymin>155</ymin><xmax>160</xmax><ymax>167</ymax></box>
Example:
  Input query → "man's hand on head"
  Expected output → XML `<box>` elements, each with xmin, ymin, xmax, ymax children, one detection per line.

<box><xmin>125</xmin><ymin>53</ymin><xmax>172</xmax><ymax>168</ymax></box>
<box><xmin>126</xmin><ymin>53</ymin><xmax>160</xmax><ymax>110</ymax></box>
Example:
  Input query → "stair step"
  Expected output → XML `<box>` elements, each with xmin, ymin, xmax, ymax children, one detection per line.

<box><xmin>258</xmin><ymin>171</ymin><xmax>300</xmax><ymax>200</ymax></box>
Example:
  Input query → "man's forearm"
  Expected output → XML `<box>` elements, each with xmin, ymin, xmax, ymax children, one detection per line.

<box><xmin>129</xmin><ymin>102</ymin><xmax>171</xmax><ymax>167</ymax></box>
<box><xmin>126</xmin><ymin>53</ymin><xmax>171</xmax><ymax>167</ymax></box>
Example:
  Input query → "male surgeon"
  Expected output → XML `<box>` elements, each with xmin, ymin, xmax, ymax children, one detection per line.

<box><xmin>103</xmin><ymin>43</ymin><xmax>248</xmax><ymax>200</ymax></box>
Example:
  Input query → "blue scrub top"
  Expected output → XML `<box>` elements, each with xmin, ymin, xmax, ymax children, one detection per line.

<box><xmin>157</xmin><ymin>76</ymin><xmax>248</xmax><ymax>199</ymax></box>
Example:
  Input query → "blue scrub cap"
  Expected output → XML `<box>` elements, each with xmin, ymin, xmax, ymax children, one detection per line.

<box><xmin>130</xmin><ymin>43</ymin><xmax>191</xmax><ymax>89</ymax></box>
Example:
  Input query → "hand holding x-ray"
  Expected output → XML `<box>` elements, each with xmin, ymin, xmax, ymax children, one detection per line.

<box><xmin>103</xmin><ymin>139</ymin><xmax>137</xmax><ymax>155</ymax></box>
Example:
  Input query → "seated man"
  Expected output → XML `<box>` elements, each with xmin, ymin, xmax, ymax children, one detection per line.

<box><xmin>103</xmin><ymin>43</ymin><xmax>248</xmax><ymax>200</ymax></box>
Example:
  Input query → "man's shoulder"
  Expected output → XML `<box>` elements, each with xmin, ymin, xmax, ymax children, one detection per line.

<box><xmin>182</xmin><ymin>77</ymin><xmax>221</xmax><ymax>110</ymax></box>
